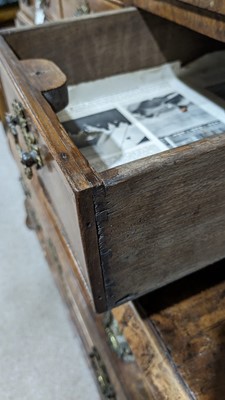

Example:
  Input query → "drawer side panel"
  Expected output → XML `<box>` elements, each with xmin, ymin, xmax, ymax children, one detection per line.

<box><xmin>98</xmin><ymin>137</ymin><xmax>225</xmax><ymax>308</ymax></box>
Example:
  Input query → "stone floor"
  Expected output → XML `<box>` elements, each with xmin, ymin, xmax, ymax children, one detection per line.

<box><xmin>0</xmin><ymin>124</ymin><xmax>100</xmax><ymax>400</ymax></box>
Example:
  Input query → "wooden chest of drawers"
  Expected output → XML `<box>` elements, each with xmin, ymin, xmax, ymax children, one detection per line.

<box><xmin>1</xmin><ymin>9</ymin><xmax>225</xmax><ymax>313</ymax></box>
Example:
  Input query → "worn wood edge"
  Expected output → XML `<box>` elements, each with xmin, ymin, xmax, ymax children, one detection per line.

<box><xmin>92</xmin><ymin>184</ymin><xmax>114</xmax><ymax>310</ymax></box>
<box><xmin>20</xmin><ymin>59</ymin><xmax>69</xmax><ymax>112</ymax></box>
<box><xmin>0</xmin><ymin>35</ymin><xmax>102</xmax><ymax>191</ymax></box>
<box><xmin>20</xmin><ymin>59</ymin><xmax>67</xmax><ymax>91</ymax></box>
<box><xmin>177</xmin><ymin>0</ymin><xmax>225</xmax><ymax>16</ymax></box>
<box><xmin>113</xmin><ymin>303</ymin><xmax>194</xmax><ymax>399</ymax></box>
<box><xmin>100</xmin><ymin>134</ymin><xmax>225</xmax><ymax>186</ymax></box>
<box><xmin>76</xmin><ymin>187</ymin><xmax>108</xmax><ymax>312</ymax></box>
<box><xmin>0</xmin><ymin>7</ymin><xmax>136</xmax><ymax>37</ymax></box>
<box><xmin>132</xmin><ymin>0</ymin><xmax>225</xmax><ymax>42</ymax></box>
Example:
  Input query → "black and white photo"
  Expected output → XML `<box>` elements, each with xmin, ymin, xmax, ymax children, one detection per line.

<box><xmin>126</xmin><ymin>91</ymin><xmax>223</xmax><ymax>147</ymax></box>
<box><xmin>62</xmin><ymin>108</ymin><xmax>158</xmax><ymax>171</ymax></box>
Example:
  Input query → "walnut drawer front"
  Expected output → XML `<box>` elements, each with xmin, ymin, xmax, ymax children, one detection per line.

<box><xmin>1</xmin><ymin>8</ymin><xmax>225</xmax><ymax>312</ymax></box>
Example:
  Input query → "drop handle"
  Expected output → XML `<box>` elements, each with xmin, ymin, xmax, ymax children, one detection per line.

<box><xmin>5</xmin><ymin>100</ymin><xmax>43</xmax><ymax>179</ymax></box>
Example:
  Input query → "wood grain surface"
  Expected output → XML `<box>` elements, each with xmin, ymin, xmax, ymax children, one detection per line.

<box><xmin>137</xmin><ymin>260</ymin><xmax>225</xmax><ymax>399</ymax></box>
<box><xmin>0</xmin><ymin>36</ymin><xmax>106</xmax><ymax>311</ymax></box>
<box><xmin>113</xmin><ymin>303</ymin><xmax>191</xmax><ymax>399</ymax></box>
<box><xmin>24</xmin><ymin>167</ymin><xmax>154</xmax><ymax>400</ymax></box>
<box><xmin>177</xmin><ymin>0</ymin><xmax>225</xmax><ymax>16</ymax></box>
<box><xmin>99</xmin><ymin>136</ymin><xmax>225</xmax><ymax>308</ymax></box>
<box><xmin>2</xmin><ymin>9</ymin><xmax>224</xmax><ymax>86</ymax></box>
<box><xmin>21</xmin><ymin>59</ymin><xmax>68</xmax><ymax>112</ymax></box>
<box><xmin>131</xmin><ymin>0</ymin><xmax>225</xmax><ymax>42</ymax></box>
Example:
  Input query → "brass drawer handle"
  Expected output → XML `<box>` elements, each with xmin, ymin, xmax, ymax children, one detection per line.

<box><xmin>104</xmin><ymin>312</ymin><xmax>134</xmax><ymax>362</ymax></box>
<box><xmin>6</xmin><ymin>100</ymin><xmax>43</xmax><ymax>179</ymax></box>
<box><xmin>90</xmin><ymin>347</ymin><xmax>116</xmax><ymax>399</ymax></box>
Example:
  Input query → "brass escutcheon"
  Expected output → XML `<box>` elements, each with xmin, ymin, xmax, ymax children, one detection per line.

<box><xmin>5</xmin><ymin>100</ymin><xmax>43</xmax><ymax>179</ymax></box>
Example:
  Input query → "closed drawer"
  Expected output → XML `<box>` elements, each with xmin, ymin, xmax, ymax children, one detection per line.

<box><xmin>1</xmin><ymin>8</ymin><xmax>225</xmax><ymax>312</ymax></box>
<box><xmin>23</xmin><ymin>171</ymin><xmax>153</xmax><ymax>400</ymax></box>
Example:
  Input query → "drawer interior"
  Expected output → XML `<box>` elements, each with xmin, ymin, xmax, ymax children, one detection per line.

<box><xmin>135</xmin><ymin>258</ymin><xmax>225</xmax><ymax>399</ymax></box>
<box><xmin>3</xmin><ymin>8</ymin><xmax>225</xmax><ymax>174</ymax></box>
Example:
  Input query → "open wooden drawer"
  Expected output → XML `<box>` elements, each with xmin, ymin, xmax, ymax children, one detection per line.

<box><xmin>1</xmin><ymin>8</ymin><xmax>225</xmax><ymax>312</ymax></box>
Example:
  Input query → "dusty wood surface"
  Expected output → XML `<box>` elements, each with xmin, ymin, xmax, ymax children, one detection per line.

<box><xmin>2</xmin><ymin>9</ymin><xmax>223</xmax><ymax>86</ymax></box>
<box><xmin>23</xmin><ymin>169</ymin><xmax>154</xmax><ymax>399</ymax></box>
<box><xmin>99</xmin><ymin>136</ymin><xmax>225</xmax><ymax>308</ymax></box>
<box><xmin>0</xmin><ymin>36</ymin><xmax>106</xmax><ymax>312</ymax></box>
<box><xmin>21</xmin><ymin>59</ymin><xmax>68</xmax><ymax>112</ymax></box>
<box><xmin>2</xmin><ymin>9</ymin><xmax>225</xmax><ymax>311</ymax></box>
<box><xmin>137</xmin><ymin>260</ymin><xmax>225</xmax><ymax>399</ymax></box>
<box><xmin>177</xmin><ymin>0</ymin><xmax>225</xmax><ymax>16</ymax></box>
<box><xmin>113</xmin><ymin>303</ymin><xmax>191</xmax><ymax>399</ymax></box>
<box><xmin>132</xmin><ymin>0</ymin><xmax>225</xmax><ymax>42</ymax></box>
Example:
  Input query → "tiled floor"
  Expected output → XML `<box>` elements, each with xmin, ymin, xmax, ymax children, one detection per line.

<box><xmin>0</xmin><ymin>124</ymin><xmax>100</xmax><ymax>400</ymax></box>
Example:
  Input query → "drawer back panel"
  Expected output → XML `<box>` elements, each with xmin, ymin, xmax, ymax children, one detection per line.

<box><xmin>3</xmin><ymin>9</ymin><xmax>224</xmax><ymax>85</ymax></box>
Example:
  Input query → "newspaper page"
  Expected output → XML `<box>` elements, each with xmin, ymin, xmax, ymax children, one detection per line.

<box><xmin>180</xmin><ymin>50</ymin><xmax>225</xmax><ymax>107</ymax></box>
<box><xmin>58</xmin><ymin>58</ymin><xmax>225</xmax><ymax>172</ymax></box>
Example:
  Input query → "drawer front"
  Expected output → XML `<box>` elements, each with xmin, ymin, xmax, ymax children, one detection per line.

<box><xmin>23</xmin><ymin>173</ymin><xmax>153</xmax><ymax>400</ymax></box>
<box><xmin>1</xmin><ymin>73</ymin><xmax>88</xmax><ymax>285</ymax></box>
<box><xmin>0</xmin><ymin>43</ymin><xmax>105</xmax><ymax>312</ymax></box>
